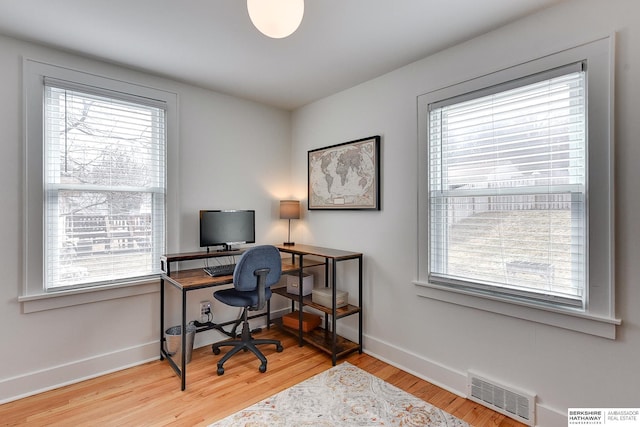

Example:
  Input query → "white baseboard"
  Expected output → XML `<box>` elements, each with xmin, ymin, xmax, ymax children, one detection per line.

<box><xmin>0</xmin><ymin>341</ymin><xmax>158</xmax><ymax>404</ymax></box>
<box><xmin>359</xmin><ymin>329</ymin><xmax>468</xmax><ymax>397</ymax></box>
<box><xmin>357</xmin><ymin>329</ymin><xmax>567</xmax><ymax>427</ymax></box>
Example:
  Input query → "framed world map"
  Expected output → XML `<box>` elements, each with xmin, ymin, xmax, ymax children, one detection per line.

<box><xmin>308</xmin><ymin>135</ymin><xmax>380</xmax><ymax>210</ymax></box>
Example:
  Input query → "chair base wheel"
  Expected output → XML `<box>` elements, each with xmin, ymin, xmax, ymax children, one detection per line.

<box><xmin>276</xmin><ymin>344</ymin><xmax>283</xmax><ymax>352</ymax></box>
<box><xmin>259</xmin><ymin>364</ymin><xmax>267</xmax><ymax>373</ymax></box>
<box><xmin>217</xmin><ymin>366</ymin><xmax>225</xmax><ymax>375</ymax></box>
<box><xmin>212</xmin><ymin>346</ymin><xmax>220</xmax><ymax>355</ymax></box>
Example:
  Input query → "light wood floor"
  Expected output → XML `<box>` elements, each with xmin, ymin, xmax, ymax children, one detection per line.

<box><xmin>0</xmin><ymin>328</ymin><xmax>526</xmax><ymax>426</ymax></box>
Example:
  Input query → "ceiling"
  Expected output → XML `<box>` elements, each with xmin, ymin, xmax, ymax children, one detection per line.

<box><xmin>0</xmin><ymin>0</ymin><xmax>563</xmax><ymax>110</ymax></box>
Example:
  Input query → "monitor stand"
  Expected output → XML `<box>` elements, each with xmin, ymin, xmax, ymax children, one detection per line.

<box><xmin>205</xmin><ymin>245</ymin><xmax>242</xmax><ymax>253</ymax></box>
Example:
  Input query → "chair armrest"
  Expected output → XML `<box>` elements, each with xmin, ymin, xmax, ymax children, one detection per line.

<box><xmin>253</xmin><ymin>267</ymin><xmax>270</xmax><ymax>310</ymax></box>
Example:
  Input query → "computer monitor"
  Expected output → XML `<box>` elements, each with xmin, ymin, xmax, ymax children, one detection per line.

<box><xmin>199</xmin><ymin>210</ymin><xmax>255</xmax><ymax>251</ymax></box>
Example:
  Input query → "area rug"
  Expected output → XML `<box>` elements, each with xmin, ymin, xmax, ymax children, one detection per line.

<box><xmin>209</xmin><ymin>362</ymin><xmax>469</xmax><ymax>426</ymax></box>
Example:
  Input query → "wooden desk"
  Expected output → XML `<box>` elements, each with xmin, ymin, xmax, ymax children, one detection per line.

<box><xmin>159</xmin><ymin>249</ymin><xmax>322</xmax><ymax>390</ymax></box>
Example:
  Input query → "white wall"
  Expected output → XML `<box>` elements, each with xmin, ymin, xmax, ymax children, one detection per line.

<box><xmin>291</xmin><ymin>0</ymin><xmax>640</xmax><ymax>425</ymax></box>
<box><xmin>2</xmin><ymin>1</ymin><xmax>639</xmax><ymax>424</ymax></box>
<box><xmin>0</xmin><ymin>35</ymin><xmax>292</xmax><ymax>402</ymax></box>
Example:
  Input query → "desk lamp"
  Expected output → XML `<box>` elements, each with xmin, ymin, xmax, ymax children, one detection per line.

<box><xmin>280</xmin><ymin>200</ymin><xmax>300</xmax><ymax>246</ymax></box>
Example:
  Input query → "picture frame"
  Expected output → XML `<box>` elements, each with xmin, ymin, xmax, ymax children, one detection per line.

<box><xmin>308</xmin><ymin>135</ymin><xmax>381</xmax><ymax>210</ymax></box>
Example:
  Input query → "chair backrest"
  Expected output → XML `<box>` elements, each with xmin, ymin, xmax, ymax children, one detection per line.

<box><xmin>233</xmin><ymin>245</ymin><xmax>282</xmax><ymax>293</ymax></box>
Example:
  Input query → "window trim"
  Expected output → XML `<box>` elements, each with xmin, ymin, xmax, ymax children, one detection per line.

<box><xmin>415</xmin><ymin>35</ymin><xmax>619</xmax><ymax>339</ymax></box>
<box><xmin>21</xmin><ymin>59</ymin><xmax>179</xmax><ymax>312</ymax></box>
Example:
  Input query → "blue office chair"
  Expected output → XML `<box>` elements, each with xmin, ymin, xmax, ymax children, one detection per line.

<box><xmin>212</xmin><ymin>245</ymin><xmax>284</xmax><ymax>375</ymax></box>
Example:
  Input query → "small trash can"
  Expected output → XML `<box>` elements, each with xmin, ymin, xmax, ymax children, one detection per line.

<box><xmin>165</xmin><ymin>324</ymin><xmax>196</xmax><ymax>364</ymax></box>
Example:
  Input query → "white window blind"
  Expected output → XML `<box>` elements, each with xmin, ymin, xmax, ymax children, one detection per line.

<box><xmin>428</xmin><ymin>65</ymin><xmax>586</xmax><ymax>308</ymax></box>
<box><xmin>44</xmin><ymin>79</ymin><xmax>166</xmax><ymax>290</ymax></box>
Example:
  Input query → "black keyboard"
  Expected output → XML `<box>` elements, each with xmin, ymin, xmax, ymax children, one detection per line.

<box><xmin>204</xmin><ymin>264</ymin><xmax>236</xmax><ymax>277</ymax></box>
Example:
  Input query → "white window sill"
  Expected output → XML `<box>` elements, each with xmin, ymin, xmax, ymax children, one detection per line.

<box><xmin>414</xmin><ymin>281</ymin><xmax>621</xmax><ymax>339</ymax></box>
<box><xmin>19</xmin><ymin>278</ymin><xmax>160</xmax><ymax>313</ymax></box>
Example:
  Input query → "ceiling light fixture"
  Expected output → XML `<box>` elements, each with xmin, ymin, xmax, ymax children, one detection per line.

<box><xmin>247</xmin><ymin>0</ymin><xmax>304</xmax><ymax>39</ymax></box>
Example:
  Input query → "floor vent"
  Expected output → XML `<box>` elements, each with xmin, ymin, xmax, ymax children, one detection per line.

<box><xmin>467</xmin><ymin>372</ymin><xmax>535</xmax><ymax>426</ymax></box>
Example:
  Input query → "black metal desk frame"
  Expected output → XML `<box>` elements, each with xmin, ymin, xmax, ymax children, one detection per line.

<box><xmin>160</xmin><ymin>250</ymin><xmax>274</xmax><ymax>391</ymax></box>
<box><xmin>160</xmin><ymin>249</ymin><xmax>311</xmax><ymax>390</ymax></box>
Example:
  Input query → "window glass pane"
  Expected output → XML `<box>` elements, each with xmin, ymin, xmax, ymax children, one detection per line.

<box><xmin>44</xmin><ymin>85</ymin><xmax>165</xmax><ymax>290</ymax></box>
<box><xmin>428</xmin><ymin>70</ymin><xmax>586</xmax><ymax>306</ymax></box>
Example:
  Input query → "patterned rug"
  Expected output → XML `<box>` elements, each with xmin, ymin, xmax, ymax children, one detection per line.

<box><xmin>209</xmin><ymin>362</ymin><xmax>469</xmax><ymax>426</ymax></box>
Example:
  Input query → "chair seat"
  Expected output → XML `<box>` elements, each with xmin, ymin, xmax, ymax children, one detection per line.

<box><xmin>214</xmin><ymin>287</ymin><xmax>272</xmax><ymax>308</ymax></box>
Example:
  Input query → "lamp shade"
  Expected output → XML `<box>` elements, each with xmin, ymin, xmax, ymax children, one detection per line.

<box><xmin>247</xmin><ymin>0</ymin><xmax>304</xmax><ymax>39</ymax></box>
<box><xmin>280</xmin><ymin>200</ymin><xmax>300</xmax><ymax>219</ymax></box>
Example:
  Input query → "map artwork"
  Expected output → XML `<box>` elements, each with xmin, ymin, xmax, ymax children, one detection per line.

<box><xmin>308</xmin><ymin>136</ymin><xmax>379</xmax><ymax>209</ymax></box>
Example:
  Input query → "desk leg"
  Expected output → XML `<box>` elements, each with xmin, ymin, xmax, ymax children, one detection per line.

<box><xmin>181</xmin><ymin>288</ymin><xmax>187</xmax><ymax>391</ymax></box>
<box><xmin>358</xmin><ymin>255</ymin><xmax>363</xmax><ymax>354</ymax></box>
<box><xmin>297</xmin><ymin>254</ymin><xmax>304</xmax><ymax>347</ymax></box>
<box><xmin>160</xmin><ymin>278</ymin><xmax>165</xmax><ymax>360</ymax></box>
<box><xmin>324</xmin><ymin>258</ymin><xmax>329</xmax><ymax>334</ymax></box>
<box><xmin>266</xmin><ymin>299</ymin><xmax>271</xmax><ymax>329</ymax></box>
<box><xmin>331</xmin><ymin>259</ymin><xmax>337</xmax><ymax>366</ymax></box>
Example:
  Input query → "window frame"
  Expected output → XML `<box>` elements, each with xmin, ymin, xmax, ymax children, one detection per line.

<box><xmin>21</xmin><ymin>59</ymin><xmax>179</xmax><ymax>312</ymax></box>
<box><xmin>43</xmin><ymin>79</ymin><xmax>166</xmax><ymax>291</ymax></box>
<box><xmin>415</xmin><ymin>36</ymin><xmax>620</xmax><ymax>339</ymax></box>
<box><xmin>428</xmin><ymin>64</ymin><xmax>587</xmax><ymax>308</ymax></box>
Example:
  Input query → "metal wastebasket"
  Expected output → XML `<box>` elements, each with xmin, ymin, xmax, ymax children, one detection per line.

<box><xmin>165</xmin><ymin>324</ymin><xmax>196</xmax><ymax>364</ymax></box>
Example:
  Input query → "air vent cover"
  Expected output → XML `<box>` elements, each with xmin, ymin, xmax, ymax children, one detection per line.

<box><xmin>467</xmin><ymin>371</ymin><xmax>535</xmax><ymax>426</ymax></box>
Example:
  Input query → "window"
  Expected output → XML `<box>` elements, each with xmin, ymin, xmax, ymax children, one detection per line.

<box><xmin>416</xmin><ymin>37</ymin><xmax>619</xmax><ymax>338</ymax></box>
<box><xmin>44</xmin><ymin>79</ymin><xmax>165</xmax><ymax>290</ymax></box>
<box><xmin>22</xmin><ymin>60</ymin><xmax>177</xmax><ymax>309</ymax></box>
<box><xmin>428</xmin><ymin>65</ymin><xmax>586</xmax><ymax>308</ymax></box>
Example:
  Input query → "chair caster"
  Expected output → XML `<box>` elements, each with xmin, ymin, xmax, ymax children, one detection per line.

<box><xmin>217</xmin><ymin>366</ymin><xmax>225</xmax><ymax>375</ymax></box>
<box><xmin>259</xmin><ymin>364</ymin><xmax>267</xmax><ymax>373</ymax></box>
<box><xmin>276</xmin><ymin>344</ymin><xmax>283</xmax><ymax>352</ymax></box>
<box><xmin>212</xmin><ymin>346</ymin><xmax>220</xmax><ymax>355</ymax></box>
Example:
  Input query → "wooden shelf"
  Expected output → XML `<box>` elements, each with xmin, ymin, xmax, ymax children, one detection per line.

<box><xmin>276</xmin><ymin>319</ymin><xmax>360</xmax><ymax>359</ymax></box>
<box><xmin>272</xmin><ymin>287</ymin><xmax>360</xmax><ymax>319</ymax></box>
<box><xmin>275</xmin><ymin>244</ymin><xmax>362</xmax><ymax>261</ymax></box>
<box><xmin>274</xmin><ymin>244</ymin><xmax>362</xmax><ymax>364</ymax></box>
<box><xmin>272</xmin><ymin>244</ymin><xmax>363</xmax><ymax>364</ymax></box>
<box><xmin>161</xmin><ymin>249</ymin><xmax>244</xmax><ymax>263</ymax></box>
<box><xmin>280</xmin><ymin>258</ymin><xmax>326</xmax><ymax>272</ymax></box>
